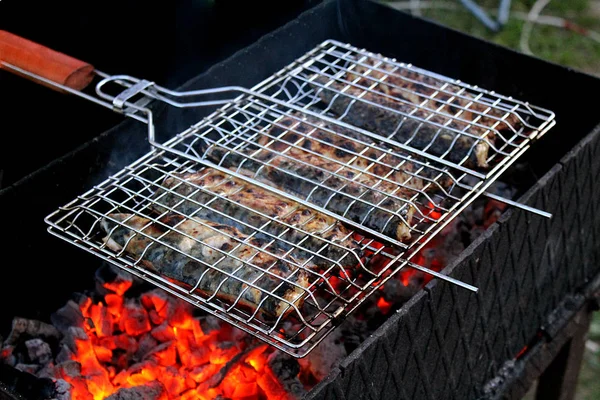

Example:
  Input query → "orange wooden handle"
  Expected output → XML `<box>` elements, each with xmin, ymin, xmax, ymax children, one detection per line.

<box><xmin>0</xmin><ymin>30</ymin><xmax>94</xmax><ymax>91</ymax></box>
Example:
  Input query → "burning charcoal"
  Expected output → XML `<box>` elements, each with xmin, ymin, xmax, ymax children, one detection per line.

<box><xmin>51</xmin><ymin>299</ymin><xmax>85</xmax><ymax>334</ymax></box>
<box><xmin>63</xmin><ymin>327</ymin><xmax>89</xmax><ymax>353</ymax></box>
<box><xmin>298</xmin><ymin>328</ymin><xmax>346</xmax><ymax>381</ymax></box>
<box><xmin>56</xmin><ymin>343</ymin><xmax>75</xmax><ymax>364</ymax></box>
<box><xmin>37</xmin><ymin>362</ymin><xmax>56</xmax><ymax>379</ymax></box>
<box><xmin>140</xmin><ymin>289</ymin><xmax>170</xmax><ymax>314</ymax></box>
<box><xmin>199</xmin><ymin>315</ymin><xmax>221</xmax><ymax>334</ymax></box>
<box><xmin>267</xmin><ymin>352</ymin><xmax>306</xmax><ymax>398</ymax></box>
<box><xmin>148</xmin><ymin>310</ymin><xmax>162</xmax><ymax>326</ymax></box>
<box><xmin>143</xmin><ymin>341</ymin><xmax>177</xmax><ymax>367</ymax></box>
<box><xmin>14</xmin><ymin>363</ymin><xmax>39</xmax><ymax>374</ymax></box>
<box><xmin>5</xmin><ymin>317</ymin><xmax>61</xmax><ymax>345</ymax></box>
<box><xmin>165</xmin><ymin>299</ymin><xmax>193</xmax><ymax>328</ymax></box>
<box><xmin>66</xmin><ymin>377</ymin><xmax>93</xmax><ymax>399</ymax></box>
<box><xmin>88</xmin><ymin>303</ymin><xmax>114</xmax><ymax>337</ymax></box>
<box><xmin>54</xmin><ymin>379</ymin><xmax>72</xmax><ymax>400</ymax></box>
<box><xmin>25</xmin><ymin>338</ymin><xmax>52</xmax><ymax>365</ymax></box>
<box><xmin>56</xmin><ymin>360</ymin><xmax>82</xmax><ymax>379</ymax></box>
<box><xmin>120</xmin><ymin>300</ymin><xmax>152</xmax><ymax>336</ymax></box>
<box><xmin>110</xmin><ymin>334</ymin><xmax>138</xmax><ymax>355</ymax></box>
<box><xmin>161</xmin><ymin>365</ymin><xmax>189</xmax><ymax>397</ymax></box>
<box><xmin>135</xmin><ymin>333</ymin><xmax>158</xmax><ymax>361</ymax></box>
<box><xmin>105</xmin><ymin>381</ymin><xmax>168</xmax><ymax>400</ymax></box>
<box><xmin>95</xmin><ymin>263</ymin><xmax>135</xmax><ymax>296</ymax></box>
<box><xmin>382</xmin><ymin>279</ymin><xmax>417</xmax><ymax>305</ymax></box>
<box><xmin>112</xmin><ymin>360</ymin><xmax>157</xmax><ymax>387</ymax></box>
<box><xmin>189</xmin><ymin>364</ymin><xmax>220</xmax><ymax>384</ymax></box>
<box><xmin>150</xmin><ymin>322</ymin><xmax>176</xmax><ymax>342</ymax></box>
<box><xmin>1</xmin><ymin>345</ymin><xmax>16</xmax><ymax>367</ymax></box>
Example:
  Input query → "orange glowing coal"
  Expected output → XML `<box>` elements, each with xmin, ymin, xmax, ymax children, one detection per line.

<box><xmin>57</xmin><ymin>282</ymin><xmax>299</xmax><ymax>400</ymax></box>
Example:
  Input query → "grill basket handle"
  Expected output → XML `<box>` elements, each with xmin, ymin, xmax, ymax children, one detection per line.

<box><xmin>0</xmin><ymin>30</ymin><xmax>94</xmax><ymax>91</ymax></box>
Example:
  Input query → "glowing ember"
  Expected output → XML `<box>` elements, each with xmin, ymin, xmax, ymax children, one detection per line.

<box><xmin>55</xmin><ymin>284</ymin><xmax>302</xmax><ymax>400</ymax></box>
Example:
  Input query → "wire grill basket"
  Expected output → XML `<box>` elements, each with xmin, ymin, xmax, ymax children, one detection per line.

<box><xmin>2</xmin><ymin>37</ymin><xmax>555</xmax><ymax>357</ymax></box>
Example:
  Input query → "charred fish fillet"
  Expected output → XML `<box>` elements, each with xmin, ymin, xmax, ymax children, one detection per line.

<box><xmin>153</xmin><ymin>168</ymin><xmax>365</xmax><ymax>269</ymax></box>
<box><xmin>101</xmin><ymin>213</ymin><xmax>310</xmax><ymax>319</ymax></box>
<box><xmin>346</xmin><ymin>60</ymin><xmax>521</xmax><ymax>132</ymax></box>
<box><xmin>205</xmin><ymin>115</ymin><xmax>423</xmax><ymax>242</ymax></box>
<box><xmin>312</xmin><ymin>63</ymin><xmax>521</xmax><ymax>168</ymax></box>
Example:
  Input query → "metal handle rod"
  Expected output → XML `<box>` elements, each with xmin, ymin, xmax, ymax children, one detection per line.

<box><xmin>483</xmin><ymin>191</ymin><xmax>552</xmax><ymax>218</ymax></box>
<box><xmin>407</xmin><ymin>261</ymin><xmax>478</xmax><ymax>292</ymax></box>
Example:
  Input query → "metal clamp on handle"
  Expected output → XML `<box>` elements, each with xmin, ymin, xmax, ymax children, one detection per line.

<box><xmin>112</xmin><ymin>79</ymin><xmax>155</xmax><ymax>110</ymax></box>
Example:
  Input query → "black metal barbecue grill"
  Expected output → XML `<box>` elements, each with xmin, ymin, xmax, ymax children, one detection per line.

<box><xmin>1</xmin><ymin>0</ymin><xmax>600</xmax><ymax>398</ymax></box>
<box><xmin>3</xmin><ymin>30</ymin><xmax>555</xmax><ymax>356</ymax></box>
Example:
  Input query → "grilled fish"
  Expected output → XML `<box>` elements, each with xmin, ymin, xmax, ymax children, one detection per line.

<box><xmin>205</xmin><ymin>115</ymin><xmax>423</xmax><ymax>242</ymax></box>
<box><xmin>153</xmin><ymin>168</ymin><xmax>365</xmax><ymax>269</ymax></box>
<box><xmin>101</xmin><ymin>213</ymin><xmax>310</xmax><ymax>319</ymax></box>
<box><xmin>312</xmin><ymin>62</ymin><xmax>521</xmax><ymax>168</ymax></box>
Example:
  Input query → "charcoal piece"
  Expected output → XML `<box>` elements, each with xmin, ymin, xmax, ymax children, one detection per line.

<box><xmin>199</xmin><ymin>315</ymin><xmax>221</xmax><ymax>334</ymax></box>
<box><xmin>120</xmin><ymin>300</ymin><xmax>152</xmax><ymax>336</ymax></box>
<box><xmin>267</xmin><ymin>351</ymin><xmax>306</xmax><ymax>399</ymax></box>
<box><xmin>63</xmin><ymin>327</ymin><xmax>88</xmax><ymax>354</ymax></box>
<box><xmin>140</xmin><ymin>289</ymin><xmax>171</xmax><ymax>314</ymax></box>
<box><xmin>150</xmin><ymin>322</ymin><xmax>176</xmax><ymax>342</ymax></box>
<box><xmin>95</xmin><ymin>263</ymin><xmax>139</xmax><ymax>296</ymax></box>
<box><xmin>105</xmin><ymin>381</ymin><xmax>167</xmax><ymax>400</ymax></box>
<box><xmin>54</xmin><ymin>379</ymin><xmax>71</xmax><ymax>400</ymax></box>
<box><xmin>14</xmin><ymin>363</ymin><xmax>39</xmax><ymax>374</ymax></box>
<box><xmin>55</xmin><ymin>344</ymin><xmax>74</xmax><ymax>364</ymax></box>
<box><xmin>135</xmin><ymin>333</ymin><xmax>158</xmax><ymax>361</ymax></box>
<box><xmin>56</xmin><ymin>360</ymin><xmax>82</xmax><ymax>378</ymax></box>
<box><xmin>382</xmin><ymin>279</ymin><xmax>417</xmax><ymax>305</ymax></box>
<box><xmin>5</xmin><ymin>318</ymin><xmax>61</xmax><ymax>345</ymax></box>
<box><xmin>339</xmin><ymin>315</ymin><xmax>369</xmax><ymax>353</ymax></box>
<box><xmin>1</xmin><ymin>344</ymin><xmax>16</xmax><ymax>367</ymax></box>
<box><xmin>87</xmin><ymin>303</ymin><xmax>114</xmax><ymax>338</ymax></box>
<box><xmin>51</xmin><ymin>299</ymin><xmax>85</xmax><ymax>333</ymax></box>
<box><xmin>36</xmin><ymin>362</ymin><xmax>56</xmax><ymax>379</ymax></box>
<box><xmin>25</xmin><ymin>338</ymin><xmax>52</xmax><ymax>365</ymax></box>
<box><xmin>143</xmin><ymin>341</ymin><xmax>176</xmax><ymax>367</ymax></box>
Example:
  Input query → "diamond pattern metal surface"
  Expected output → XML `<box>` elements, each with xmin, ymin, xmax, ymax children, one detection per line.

<box><xmin>307</xmin><ymin>124</ymin><xmax>600</xmax><ymax>399</ymax></box>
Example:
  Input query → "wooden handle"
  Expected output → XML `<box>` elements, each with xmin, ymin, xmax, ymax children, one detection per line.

<box><xmin>0</xmin><ymin>30</ymin><xmax>94</xmax><ymax>91</ymax></box>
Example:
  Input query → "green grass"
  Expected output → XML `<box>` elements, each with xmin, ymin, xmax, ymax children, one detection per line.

<box><xmin>382</xmin><ymin>1</ymin><xmax>600</xmax><ymax>398</ymax></box>
<box><xmin>384</xmin><ymin>0</ymin><xmax>600</xmax><ymax>75</ymax></box>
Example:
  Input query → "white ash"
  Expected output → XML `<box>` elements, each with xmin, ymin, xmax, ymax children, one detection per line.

<box><xmin>26</xmin><ymin>338</ymin><xmax>52</xmax><ymax>365</ymax></box>
<box><xmin>54</xmin><ymin>379</ymin><xmax>72</xmax><ymax>400</ymax></box>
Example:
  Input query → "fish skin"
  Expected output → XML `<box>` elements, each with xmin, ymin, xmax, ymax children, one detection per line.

<box><xmin>152</xmin><ymin>169</ymin><xmax>365</xmax><ymax>269</ymax></box>
<box><xmin>101</xmin><ymin>213</ymin><xmax>310</xmax><ymax>319</ymax></box>
<box><xmin>346</xmin><ymin>61</ymin><xmax>521</xmax><ymax>132</ymax></box>
<box><xmin>312</xmin><ymin>75</ymin><xmax>490</xmax><ymax>167</ymax></box>
<box><xmin>204</xmin><ymin>115</ymin><xmax>421</xmax><ymax>242</ymax></box>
